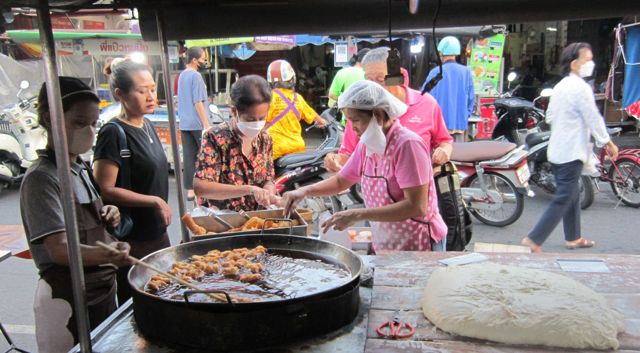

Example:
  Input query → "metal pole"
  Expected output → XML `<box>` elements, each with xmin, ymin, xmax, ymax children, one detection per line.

<box><xmin>155</xmin><ymin>10</ymin><xmax>190</xmax><ymax>243</ymax></box>
<box><xmin>36</xmin><ymin>1</ymin><xmax>93</xmax><ymax>352</ymax></box>
<box><xmin>214</xmin><ymin>47</ymin><xmax>219</xmax><ymax>93</ymax></box>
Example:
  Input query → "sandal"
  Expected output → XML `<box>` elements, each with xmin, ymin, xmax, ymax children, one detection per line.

<box><xmin>521</xmin><ymin>237</ymin><xmax>542</xmax><ymax>253</ymax></box>
<box><xmin>566</xmin><ymin>238</ymin><xmax>595</xmax><ymax>250</ymax></box>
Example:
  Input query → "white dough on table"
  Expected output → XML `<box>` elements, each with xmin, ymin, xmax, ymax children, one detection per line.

<box><xmin>422</xmin><ymin>263</ymin><xmax>625</xmax><ymax>350</ymax></box>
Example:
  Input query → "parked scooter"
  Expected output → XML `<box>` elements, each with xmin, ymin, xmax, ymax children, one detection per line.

<box><xmin>490</xmin><ymin>73</ymin><xmax>548</xmax><ymax>144</ymax></box>
<box><xmin>451</xmin><ymin>140</ymin><xmax>532</xmax><ymax>226</ymax></box>
<box><xmin>525</xmin><ymin>130</ymin><xmax>596</xmax><ymax>210</ymax></box>
<box><xmin>273</xmin><ymin>108</ymin><xmax>357</xmax><ymax>227</ymax></box>
<box><xmin>0</xmin><ymin>80</ymin><xmax>47</xmax><ymax>192</ymax></box>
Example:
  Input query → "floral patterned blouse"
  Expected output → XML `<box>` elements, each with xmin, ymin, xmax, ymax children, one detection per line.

<box><xmin>195</xmin><ymin>122</ymin><xmax>275</xmax><ymax>212</ymax></box>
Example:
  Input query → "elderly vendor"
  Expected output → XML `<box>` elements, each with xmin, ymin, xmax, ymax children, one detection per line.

<box><xmin>283</xmin><ymin>80</ymin><xmax>447</xmax><ymax>251</ymax></box>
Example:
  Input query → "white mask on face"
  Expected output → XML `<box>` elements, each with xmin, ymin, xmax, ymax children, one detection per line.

<box><xmin>68</xmin><ymin>125</ymin><xmax>96</xmax><ymax>155</ymax></box>
<box><xmin>579</xmin><ymin>60</ymin><xmax>595</xmax><ymax>78</ymax></box>
<box><xmin>236</xmin><ymin>118</ymin><xmax>265</xmax><ymax>139</ymax></box>
<box><xmin>360</xmin><ymin>116</ymin><xmax>386</xmax><ymax>156</ymax></box>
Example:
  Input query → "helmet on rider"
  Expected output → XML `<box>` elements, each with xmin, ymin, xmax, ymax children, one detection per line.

<box><xmin>267</xmin><ymin>59</ymin><xmax>296</xmax><ymax>89</ymax></box>
<box><xmin>437</xmin><ymin>36</ymin><xmax>461</xmax><ymax>56</ymax></box>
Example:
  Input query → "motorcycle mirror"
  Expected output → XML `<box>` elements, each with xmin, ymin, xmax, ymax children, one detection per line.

<box><xmin>507</xmin><ymin>72</ymin><xmax>517</xmax><ymax>82</ymax></box>
<box><xmin>19</xmin><ymin>80</ymin><xmax>30</xmax><ymax>90</ymax></box>
<box><xmin>540</xmin><ymin>88</ymin><xmax>554</xmax><ymax>98</ymax></box>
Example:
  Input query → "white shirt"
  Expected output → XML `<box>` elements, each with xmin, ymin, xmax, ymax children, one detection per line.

<box><xmin>546</xmin><ymin>74</ymin><xmax>610</xmax><ymax>164</ymax></box>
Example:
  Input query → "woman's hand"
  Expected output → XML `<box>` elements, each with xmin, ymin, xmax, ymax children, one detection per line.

<box><xmin>606</xmin><ymin>141</ymin><xmax>619</xmax><ymax>160</ymax></box>
<box><xmin>315</xmin><ymin>117</ymin><xmax>327</xmax><ymax>128</ymax></box>
<box><xmin>321</xmin><ymin>209</ymin><xmax>361</xmax><ymax>233</ymax></box>
<box><xmin>154</xmin><ymin>197</ymin><xmax>172</xmax><ymax>226</ymax></box>
<box><xmin>282</xmin><ymin>189</ymin><xmax>306</xmax><ymax>216</ymax></box>
<box><xmin>324</xmin><ymin>153</ymin><xmax>349</xmax><ymax>173</ymax></box>
<box><xmin>250</xmin><ymin>186</ymin><xmax>272</xmax><ymax>207</ymax></box>
<box><xmin>103</xmin><ymin>241</ymin><xmax>133</xmax><ymax>267</ymax></box>
<box><xmin>432</xmin><ymin>143</ymin><xmax>452</xmax><ymax>165</ymax></box>
<box><xmin>100</xmin><ymin>205</ymin><xmax>120</xmax><ymax>228</ymax></box>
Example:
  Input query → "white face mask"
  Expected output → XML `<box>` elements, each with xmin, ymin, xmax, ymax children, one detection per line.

<box><xmin>579</xmin><ymin>60</ymin><xmax>595</xmax><ymax>78</ymax></box>
<box><xmin>360</xmin><ymin>116</ymin><xmax>386</xmax><ymax>156</ymax></box>
<box><xmin>236</xmin><ymin>118</ymin><xmax>265</xmax><ymax>139</ymax></box>
<box><xmin>68</xmin><ymin>125</ymin><xmax>96</xmax><ymax>155</ymax></box>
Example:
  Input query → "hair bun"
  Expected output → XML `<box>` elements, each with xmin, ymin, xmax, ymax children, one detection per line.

<box><xmin>103</xmin><ymin>57</ymin><xmax>128</xmax><ymax>76</ymax></box>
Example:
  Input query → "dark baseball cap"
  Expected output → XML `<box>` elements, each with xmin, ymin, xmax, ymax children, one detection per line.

<box><xmin>38</xmin><ymin>76</ymin><xmax>99</xmax><ymax>111</ymax></box>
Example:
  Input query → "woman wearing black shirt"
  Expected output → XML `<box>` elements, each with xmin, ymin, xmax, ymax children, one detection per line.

<box><xmin>93</xmin><ymin>59</ymin><xmax>171</xmax><ymax>303</ymax></box>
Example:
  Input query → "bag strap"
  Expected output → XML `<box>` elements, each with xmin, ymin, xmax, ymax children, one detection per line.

<box><xmin>106</xmin><ymin>120</ymin><xmax>132</xmax><ymax>191</ymax></box>
<box><xmin>265</xmin><ymin>89</ymin><xmax>301</xmax><ymax>130</ymax></box>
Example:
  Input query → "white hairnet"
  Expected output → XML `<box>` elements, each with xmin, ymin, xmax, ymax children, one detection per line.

<box><xmin>337</xmin><ymin>80</ymin><xmax>408</xmax><ymax>119</ymax></box>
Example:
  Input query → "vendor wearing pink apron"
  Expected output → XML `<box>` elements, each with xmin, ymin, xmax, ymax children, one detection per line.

<box><xmin>283</xmin><ymin>81</ymin><xmax>447</xmax><ymax>251</ymax></box>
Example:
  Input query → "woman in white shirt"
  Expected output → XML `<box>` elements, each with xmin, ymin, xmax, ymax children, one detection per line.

<box><xmin>522</xmin><ymin>42</ymin><xmax>619</xmax><ymax>252</ymax></box>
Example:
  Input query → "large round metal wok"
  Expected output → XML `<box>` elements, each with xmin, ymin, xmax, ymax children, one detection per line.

<box><xmin>128</xmin><ymin>234</ymin><xmax>363</xmax><ymax>351</ymax></box>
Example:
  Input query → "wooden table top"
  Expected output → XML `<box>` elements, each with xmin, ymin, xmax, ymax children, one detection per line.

<box><xmin>365</xmin><ymin>251</ymin><xmax>640</xmax><ymax>353</ymax></box>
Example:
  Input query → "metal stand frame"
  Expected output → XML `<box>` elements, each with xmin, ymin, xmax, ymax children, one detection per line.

<box><xmin>0</xmin><ymin>322</ymin><xmax>30</xmax><ymax>353</ymax></box>
<box><xmin>37</xmin><ymin>0</ymin><xmax>93</xmax><ymax>351</ymax></box>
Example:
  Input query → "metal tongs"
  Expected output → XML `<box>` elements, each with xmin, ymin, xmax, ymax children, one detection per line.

<box><xmin>193</xmin><ymin>206</ymin><xmax>234</xmax><ymax>231</ymax></box>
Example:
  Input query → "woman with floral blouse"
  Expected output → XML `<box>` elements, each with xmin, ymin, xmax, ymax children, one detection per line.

<box><xmin>193</xmin><ymin>75</ymin><xmax>278</xmax><ymax>211</ymax></box>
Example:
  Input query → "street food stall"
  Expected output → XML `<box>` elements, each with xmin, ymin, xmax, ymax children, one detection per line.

<box><xmin>4</xmin><ymin>0</ymin><xmax>640</xmax><ymax>353</ymax></box>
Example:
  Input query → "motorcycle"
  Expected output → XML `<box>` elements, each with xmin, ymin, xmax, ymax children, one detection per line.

<box><xmin>490</xmin><ymin>73</ymin><xmax>548</xmax><ymax>145</ymax></box>
<box><xmin>0</xmin><ymin>80</ymin><xmax>47</xmax><ymax>192</ymax></box>
<box><xmin>273</xmin><ymin>108</ymin><xmax>359</xmax><ymax>231</ymax></box>
<box><xmin>526</xmin><ymin>130</ymin><xmax>597</xmax><ymax>210</ymax></box>
<box><xmin>451</xmin><ymin>140</ymin><xmax>532</xmax><ymax>227</ymax></box>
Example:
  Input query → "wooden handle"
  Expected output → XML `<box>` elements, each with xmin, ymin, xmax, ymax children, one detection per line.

<box><xmin>96</xmin><ymin>241</ymin><xmax>232</xmax><ymax>303</ymax></box>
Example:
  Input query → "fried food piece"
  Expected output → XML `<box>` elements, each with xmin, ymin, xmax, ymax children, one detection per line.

<box><xmin>246</xmin><ymin>263</ymin><xmax>264</xmax><ymax>273</ymax></box>
<box><xmin>241</xmin><ymin>217</ymin><xmax>265</xmax><ymax>231</ymax></box>
<box><xmin>204</xmin><ymin>263</ymin><xmax>220</xmax><ymax>274</ymax></box>
<box><xmin>239</xmin><ymin>273</ymin><xmax>262</xmax><ymax>283</ymax></box>
<box><xmin>207</xmin><ymin>250</ymin><xmax>221</xmax><ymax>256</ymax></box>
<box><xmin>255</xmin><ymin>245</ymin><xmax>267</xmax><ymax>254</ymax></box>
<box><xmin>182</xmin><ymin>214</ymin><xmax>207</xmax><ymax>235</ymax></box>
<box><xmin>221</xmin><ymin>260</ymin><xmax>237</xmax><ymax>268</ymax></box>
<box><xmin>191</xmin><ymin>255</ymin><xmax>205</xmax><ymax>261</ymax></box>
<box><xmin>222</xmin><ymin>265</ymin><xmax>239</xmax><ymax>276</ymax></box>
<box><xmin>220</xmin><ymin>250</ymin><xmax>232</xmax><ymax>257</ymax></box>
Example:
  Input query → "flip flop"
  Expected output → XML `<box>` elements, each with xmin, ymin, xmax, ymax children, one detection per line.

<box><xmin>521</xmin><ymin>237</ymin><xmax>543</xmax><ymax>253</ymax></box>
<box><xmin>566</xmin><ymin>238</ymin><xmax>596</xmax><ymax>250</ymax></box>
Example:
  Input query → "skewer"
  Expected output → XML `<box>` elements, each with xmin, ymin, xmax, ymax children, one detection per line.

<box><xmin>95</xmin><ymin>241</ymin><xmax>236</xmax><ymax>303</ymax></box>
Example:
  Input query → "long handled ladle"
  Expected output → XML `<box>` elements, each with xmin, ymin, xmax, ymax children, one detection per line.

<box><xmin>96</xmin><ymin>241</ymin><xmax>238</xmax><ymax>303</ymax></box>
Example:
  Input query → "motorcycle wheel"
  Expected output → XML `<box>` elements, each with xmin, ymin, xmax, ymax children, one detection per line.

<box><xmin>609</xmin><ymin>158</ymin><xmax>640</xmax><ymax>208</ymax></box>
<box><xmin>297</xmin><ymin>179</ymin><xmax>342</xmax><ymax>235</ymax></box>
<box><xmin>467</xmin><ymin>172</ymin><xmax>524</xmax><ymax>227</ymax></box>
<box><xmin>579</xmin><ymin>175</ymin><xmax>595</xmax><ymax>210</ymax></box>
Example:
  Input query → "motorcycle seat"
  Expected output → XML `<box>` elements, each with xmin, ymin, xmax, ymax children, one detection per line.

<box><xmin>275</xmin><ymin>150</ymin><xmax>331</xmax><ymax>169</ymax></box>
<box><xmin>525</xmin><ymin>131</ymin><xmax>551</xmax><ymax>147</ymax></box>
<box><xmin>451</xmin><ymin>141</ymin><xmax>517</xmax><ymax>162</ymax></box>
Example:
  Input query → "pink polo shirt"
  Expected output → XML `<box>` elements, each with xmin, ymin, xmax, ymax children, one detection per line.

<box><xmin>339</xmin><ymin>87</ymin><xmax>453</xmax><ymax>156</ymax></box>
<box><xmin>339</xmin><ymin>121</ymin><xmax>448</xmax><ymax>242</ymax></box>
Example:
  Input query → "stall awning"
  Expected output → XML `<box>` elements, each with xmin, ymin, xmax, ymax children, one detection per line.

<box><xmin>6</xmin><ymin>30</ymin><xmax>142</xmax><ymax>43</ymax></box>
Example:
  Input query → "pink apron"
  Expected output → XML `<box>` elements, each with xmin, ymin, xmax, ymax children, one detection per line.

<box><xmin>360</xmin><ymin>136</ymin><xmax>435</xmax><ymax>252</ymax></box>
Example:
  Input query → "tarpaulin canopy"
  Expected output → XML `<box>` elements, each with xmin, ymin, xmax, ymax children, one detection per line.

<box><xmin>6</xmin><ymin>30</ymin><xmax>142</xmax><ymax>43</ymax></box>
<box><xmin>622</xmin><ymin>25</ymin><xmax>640</xmax><ymax>118</ymax></box>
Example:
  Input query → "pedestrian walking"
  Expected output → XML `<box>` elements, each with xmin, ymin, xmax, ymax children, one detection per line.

<box><xmin>521</xmin><ymin>42</ymin><xmax>619</xmax><ymax>253</ymax></box>
<box><xmin>178</xmin><ymin>46</ymin><xmax>210</xmax><ymax>200</ymax></box>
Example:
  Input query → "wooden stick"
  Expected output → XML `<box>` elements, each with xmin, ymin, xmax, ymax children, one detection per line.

<box><xmin>96</xmin><ymin>241</ymin><xmax>234</xmax><ymax>303</ymax></box>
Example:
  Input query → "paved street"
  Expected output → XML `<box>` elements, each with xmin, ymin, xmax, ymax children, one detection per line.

<box><xmin>1</xmin><ymin>154</ymin><xmax>639</xmax><ymax>352</ymax></box>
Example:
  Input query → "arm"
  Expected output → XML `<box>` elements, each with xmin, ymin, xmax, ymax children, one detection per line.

<box><xmin>467</xmin><ymin>71</ymin><xmax>476</xmax><ymax>117</ymax></box>
<box><xmin>429</xmin><ymin>100</ymin><xmax>454</xmax><ymax>164</ymax></box>
<box><xmin>194</xmin><ymin>101</ymin><xmax>210</xmax><ymax>130</ymax></box>
<box><xmin>577</xmin><ymin>85</ymin><xmax>610</xmax><ymax>148</ymax></box>
<box><xmin>43</xmin><ymin>232</ymin><xmax>131</xmax><ymax>267</ymax></box>
<box><xmin>194</xmin><ymin>179</ymin><xmax>257</xmax><ymax>200</ymax></box>
<box><xmin>322</xmin><ymin>185</ymin><xmax>428</xmax><ymax>232</ymax></box>
<box><xmin>93</xmin><ymin>160</ymin><xmax>165</xmax><ymax>208</ymax></box>
<box><xmin>283</xmin><ymin>175</ymin><xmax>355</xmax><ymax>215</ymax></box>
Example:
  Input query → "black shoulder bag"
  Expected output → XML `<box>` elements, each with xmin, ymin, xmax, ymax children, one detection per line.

<box><xmin>101</xmin><ymin>120</ymin><xmax>134</xmax><ymax>240</ymax></box>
